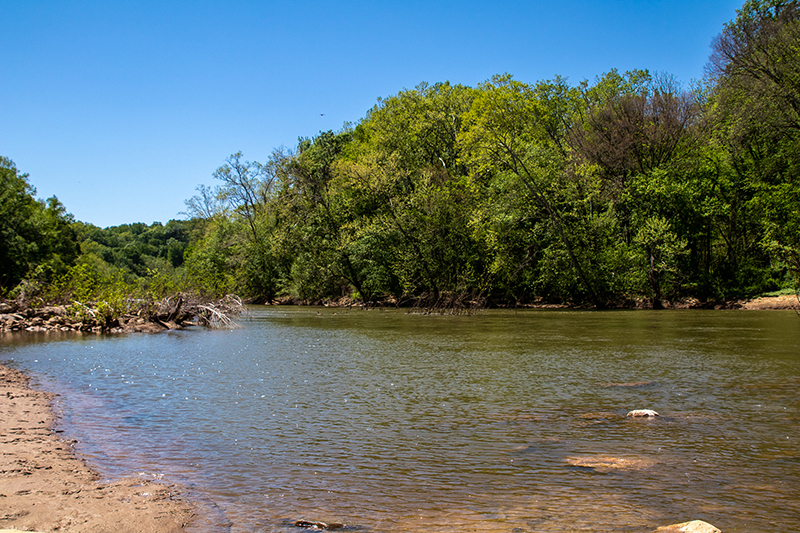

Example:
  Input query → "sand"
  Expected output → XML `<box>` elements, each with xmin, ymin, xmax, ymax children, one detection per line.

<box><xmin>739</xmin><ymin>293</ymin><xmax>799</xmax><ymax>310</ymax></box>
<box><xmin>0</xmin><ymin>364</ymin><xmax>196</xmax><ymax>532</ymax></box>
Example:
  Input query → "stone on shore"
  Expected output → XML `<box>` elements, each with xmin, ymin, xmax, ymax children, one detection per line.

<box><xmin>653</xmin><ymin>520</ymin><xmax>722</xmax><ymax>532</ymax></box>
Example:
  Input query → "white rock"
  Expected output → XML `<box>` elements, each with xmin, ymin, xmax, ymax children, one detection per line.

<box><xmin>627</xmin><ymin>409</ymin><xmax>659</xmax><ymax>417</ymax></box>
<box><xmin>653</xmin><ymin>519</ymin><xmax>722</xmax><ymax>533</ymax></box>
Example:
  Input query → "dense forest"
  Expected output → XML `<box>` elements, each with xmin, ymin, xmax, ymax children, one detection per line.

<box><xmin>2</xmin><ymin>0</ymin><xmax>799</xmax><ymax>310</ymax></box>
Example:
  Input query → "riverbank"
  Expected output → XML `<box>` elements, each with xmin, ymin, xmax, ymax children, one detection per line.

<box><xmin>0</xmin><ymin>294</ymin><xmax>242</xmax><ymax>334</ymax></box>
<box><xmin>1</xmin><ymin>294</ymin><xmax>795</xmax><ymax>333</ymax></box>
<box><xmin>275</xmin><ymin>293</ymin><xmax>799</xmax><ymax>311</ymax></box>
<box><xmin>737</xmin><ymin>293</ymin><xmax>799</xmax><ymax>310</ymax></box>
<box><xmin>0</xmin><ymin>363</ymin><xmax>196</xmax><ymax>532</ymax></box>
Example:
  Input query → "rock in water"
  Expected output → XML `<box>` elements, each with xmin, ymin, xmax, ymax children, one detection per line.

<box><xmin>566</xmin><ymin>455</ymin><xmax>655</xmax><ymax>471</ymax></box>
<box><xmin>627</xmin><ymin>409</ymin><xmax>659</xmax><ymax>417</ymax></box>
<box><xmin>653</xmin><ymin>520</ymin><xmax>722</xmax><ymax>532</ymax></box>
<box><xmin>294</xmin><ymin>519</ymin><xmax>345</xmax><ymax>530</ymax></box>
<box><xmin>604</xmin><ymin>381</ymin><xmax>658</xmax><ymax>388</ymax></box>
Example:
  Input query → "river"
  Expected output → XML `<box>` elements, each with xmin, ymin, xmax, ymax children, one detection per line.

<box><xmin>1</xmin><ymin>307</ymin><xmax>799</xmax><ymax>532</ymax></box>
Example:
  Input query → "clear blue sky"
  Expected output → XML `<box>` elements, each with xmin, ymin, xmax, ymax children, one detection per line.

<box><xmin>2</xmin><ymin>0</ymin><xmax>742</xmax><ymax>228</ymax></box>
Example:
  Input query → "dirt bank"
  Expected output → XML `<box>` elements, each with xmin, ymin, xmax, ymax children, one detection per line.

<box><xmin>0</xmin><ymin>364</ymin><xmax>196</xmax><ymax>533</ymax></box>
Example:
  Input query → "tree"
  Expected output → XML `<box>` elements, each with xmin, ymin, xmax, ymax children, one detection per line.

<box><xmin>274</xmin><ymin>130</ymin><xmax>370</xmax><ymax>301</ymax></box>
<box><xmin>708</xmin><ymin>0</ymin><xmax>800</xmax><ymax>292</ymax></box>
<box><xmin>336</xmin><ymin>83</ymin><xmax>488</xmax><ymax>305</ymax></box>
<box><xmin>212</xmin><ymin>152</ymin><xmax>277</xmax><ymax>243</ymax></box>
<box><xmin>709</xmin><ymin>0</ymin><xmax>800</xmax><ymax>135</ymax></box>
<box><xmin>211</xmin><ymin>152</ymin><xmax>281</xmax><ymax>300</ymax></box>
<box><xmin>460</xmin><ymin>74</ymin><xmax>610</xmax><ymax>304</ymax></box>
<box><xmin>572</xmin><ymin>72</ymin><xmax>700</xmax><ymax>203</ymax></box>
<box><xmin>0</xmin><ymin>157</ymin><xmax>78</xmax><ymax>290</ymax></box>
<box><xmin>357</xmin><ymin>82</ymin><xmax>475</xmax><ymax>174</ymax></box>
<box><xmin>183</xmin><ymin>184</ymin><xmax>226</xmax><ymax>220</ymax></box>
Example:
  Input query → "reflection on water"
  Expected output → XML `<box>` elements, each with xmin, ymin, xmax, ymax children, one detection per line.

<box><xmin>2</xmin><ymin>308</ymin><xmax>799</xmax><ymax>532</ymax></box>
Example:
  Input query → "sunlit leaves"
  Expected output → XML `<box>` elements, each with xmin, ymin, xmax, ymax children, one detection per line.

<box><xmin>0</xmin><ymin>157</ymin><xmax>79</xmax><ymax>290</ymax></box>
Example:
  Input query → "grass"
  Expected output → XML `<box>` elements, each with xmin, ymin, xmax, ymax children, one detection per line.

<box><xmin>756</xmin><ymin>287</ymin><xmax>798</xmax><ymax>297</ymax></box>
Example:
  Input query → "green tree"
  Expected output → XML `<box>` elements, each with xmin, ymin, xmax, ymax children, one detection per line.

<box><xmin>275</xmin><ymin>130</ymin><xmax>370</xmax><ymax>300</ymax></box>
<box><xmin>336</xmin><ymin>83</ymin><xmax>487</xmax><ymax>305</ymax></box>
<box><xmin>201</xmin><ymin>151</ymin><xmax>281</xmax><ymax>300</ymax></box>
<box><xmin>708</xmin><ymin>0</ymin><xmax>800</xmax><ymax>292</ymax></box>
<box><xmin>0</xmin><ymin>157</ymin><xmax>78</xmax><ymax>291</ymax></box>
<box><xmin>460</xmin><ymin>75</ymin><xmax>613</xmax><ymax>304</ymax></box>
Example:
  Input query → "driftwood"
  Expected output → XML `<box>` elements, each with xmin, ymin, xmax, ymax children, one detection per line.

<box><xmin>147</xmin><ymin>294</ymin><xmax>243</xmax><ymax>330</ymax></box>
<box><xmin>408</xmin><ymin>290</ymin><xmax>487</xmax><ymax>316</ymax></box>
<box><xmin>195</xmin><ymin>295</ymin><xmax>243</xmax><ymax>329</ymax></box>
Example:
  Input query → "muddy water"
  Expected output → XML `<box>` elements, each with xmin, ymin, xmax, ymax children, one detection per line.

<box><xmin>2</xmin><ymin>308</ymin><xmax>799</xmax><ymax>532</ymax></box>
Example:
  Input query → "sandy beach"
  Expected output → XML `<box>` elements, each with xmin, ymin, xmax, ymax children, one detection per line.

<box><xmin>738</xmin><ymin>293</ymin><xmax>799</xmax><ymax>310</ymax></box>
<box><xmin>0</xmin><ymin>364</ymin><xmax>196</xmax><ymax>533</ymax></box>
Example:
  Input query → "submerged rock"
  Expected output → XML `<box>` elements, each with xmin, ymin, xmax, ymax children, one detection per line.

<box><xmin>627</xmin><ymin>409</ymin><xmax>659</xmax><ymax>418</ymax></box>
<box><xmin>294</xmin><ymin>519</ymin><xmax>345</xmax><ymax>530</ymax></box>
<box><xmin>566</xmin><ymin>455</ymin><xmax>655</xmax><ymax>471</ymax></box>
<box><xmin>653</xmin><ymin>519</ymin><xmax>722</xmax><ymax>532</ymax></box>
<box><xmin>579</xmin><ymin>412</ymin><xmax>623</xmax><ymax>420</ymax></box>
<box><xmin>604</xmin><ymin>381</ymin><xmax>658</xmax><ymax>388</ymax></box>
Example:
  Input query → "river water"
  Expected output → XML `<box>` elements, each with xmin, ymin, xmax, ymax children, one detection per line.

<box><xmin>1</xmin><ymin>307</ymin><xmax>799</xmax><ymax>532</ymax></box>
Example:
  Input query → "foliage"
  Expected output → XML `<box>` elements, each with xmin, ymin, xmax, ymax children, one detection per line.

<box><xmin>73</xmin><ymin>219</ymin><xmax>195</xmax><ymax>279</ymax></box>
<box><xmin>0</xmin><ymin>157</ymin><xmax>78</xmax><ymax>291</ymax></box>
<box><xmin>707</xmin><ymin>0</ymin><xmax>800</xmax><ymax>293</ymax></box>
<box><xmin>5</xmin><ymin>0</ymin><xmax>796</xmax><ymax>308</ymax></box>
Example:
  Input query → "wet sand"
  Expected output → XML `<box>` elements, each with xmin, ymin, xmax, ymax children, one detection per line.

<box><xmin>0</xmin><ymin>364</ymin><xmax>196</xmax><ymax>532</ymax></box>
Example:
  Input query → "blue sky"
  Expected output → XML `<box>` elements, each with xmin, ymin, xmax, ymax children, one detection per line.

<box><xmin>2</xmin><ymin>0</ymin><xmax>742</xmax><ymax>228</ymax></box>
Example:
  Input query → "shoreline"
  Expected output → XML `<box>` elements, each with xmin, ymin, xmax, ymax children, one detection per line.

<box><xmin>0</xmin><ymin>363</ymin><xmax>196</xmax><ymax>532</ymax></box>
<box><xmin>1</xmin><ymin>294</ymin><xmax>795</xmax><ymax>334</ymax></box>
<box><xmin>0</xmin><ymin>294</ymin><xmax>242</xmax><ymax>334</ymax></box>
<box><xmin>274</xmin><ymin>293</ymin><xmax>799</xmax><ymax>311</ymax></box>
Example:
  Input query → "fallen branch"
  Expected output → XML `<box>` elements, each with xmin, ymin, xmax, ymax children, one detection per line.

<box><xmin>197</xmin><ymin>304</ymin><xmax>240</xmax><ymax>329</ymax></box>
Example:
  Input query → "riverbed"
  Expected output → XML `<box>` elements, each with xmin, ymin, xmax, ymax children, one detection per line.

<box><xmin>1</xmin><ymin>307</ymin><xmax>798</xmax><ymax>532</ymax></box>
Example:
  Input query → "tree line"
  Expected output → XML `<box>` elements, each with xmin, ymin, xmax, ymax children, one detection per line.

<box><xmin>0</xmin><ymin>160</ymin><xmax>199</xmax><ymax>308</ymax></box>
<box><xmin>3</xmin><ymin>0</ymin><xmax>799</xmax><ymax>309</ymax></box>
